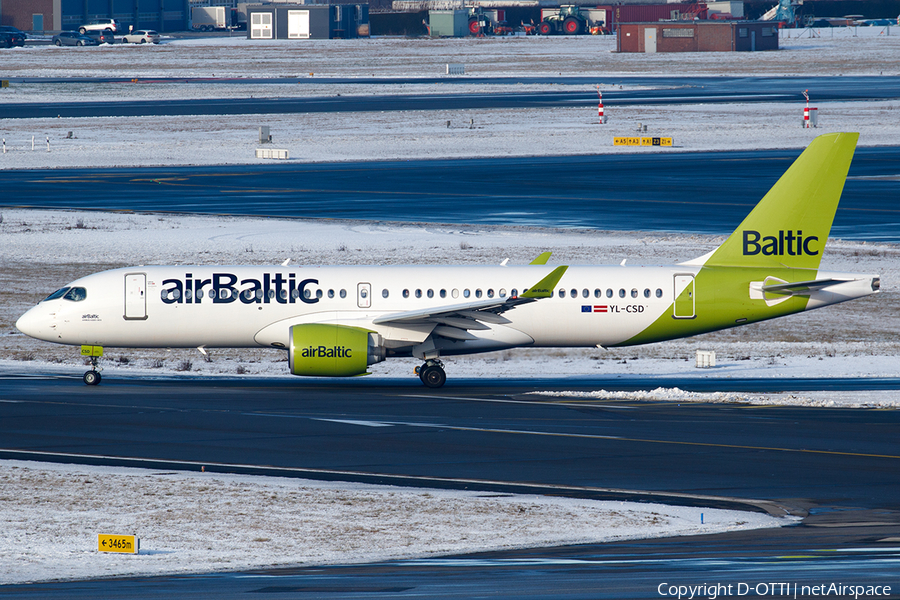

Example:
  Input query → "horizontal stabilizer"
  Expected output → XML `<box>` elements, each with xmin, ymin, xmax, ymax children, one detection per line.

<box><xmin>761</xmin><ymin>278</ymin><xmax>846</xmax><ymax>295</ymax></box>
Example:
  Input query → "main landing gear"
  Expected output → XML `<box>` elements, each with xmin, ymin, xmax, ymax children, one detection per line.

<box><xmin>416</xmin><ymin>359</ymin><xmax>446</xmax><ymax>389</ymax></box>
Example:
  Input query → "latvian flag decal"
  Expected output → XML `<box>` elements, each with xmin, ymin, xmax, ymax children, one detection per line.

<box><xmin>582</xmin><ymin>305</ymin><xmax>608</xmax><ymax>313</ymax></box>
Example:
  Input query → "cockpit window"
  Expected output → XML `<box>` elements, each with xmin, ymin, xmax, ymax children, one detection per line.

<box><xmin>63</xmin><ymin>287</ymin><xmax>87</xmax><ymax>302</ymax></box>
<box><xmin>43</xmin><ymin>287</ymin><xmax>71</xmax><ymax>302</ymax></box>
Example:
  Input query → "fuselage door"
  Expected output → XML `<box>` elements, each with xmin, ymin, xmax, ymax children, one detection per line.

<box><xmin>124</xmin><ymin>273</ymin><xmax>148</xmax><ymax>320</ymax></box>
<box><xmin>673</xmin><ymin>274</ymin><xmax>695</xmax><ymax>319</ymax></box>
<box><xmin>357</xmin><ymin>282</ymin><xmax>371</xmax><ymax>308</ymax></box>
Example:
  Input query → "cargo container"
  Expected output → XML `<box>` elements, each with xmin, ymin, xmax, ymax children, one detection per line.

<box><xmin>192</xmin><ymin>6</ymin><xmax>230</xmax><ymax>31</ymax></box>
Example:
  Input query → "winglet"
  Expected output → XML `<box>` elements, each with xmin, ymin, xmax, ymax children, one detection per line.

<box><xmin>521</xmin><ymin>266</ymin><xmax>568</xmax><ymax>298</ymax></box>
<box><xmin>529</xmin><ymin>252</ymin><xmax>552</xmax><ymax>265</ymax></box>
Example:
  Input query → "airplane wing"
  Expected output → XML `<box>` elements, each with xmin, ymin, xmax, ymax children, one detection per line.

<box><xmin>372</xmin><ymin>266</ymin><xmax>567</xmax><ymax>339</ymax></box>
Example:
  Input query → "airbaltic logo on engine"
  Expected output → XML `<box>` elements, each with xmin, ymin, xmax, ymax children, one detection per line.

<box><xmin>160</xmin><ymin>273</ymin><xmax>319</xmax><ymax>305</ymax></box>
<box><xmin>302</xmin><ymin>346</ymin><xmax>352</xmax><ymax>359</ymax></box>
<box><xmin>743</xmin><ymin>230</ymin><xmax>819</xmax><ymax>256</ymax></box>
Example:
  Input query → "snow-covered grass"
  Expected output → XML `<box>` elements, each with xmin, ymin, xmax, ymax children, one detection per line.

<box><xmin>1</xmin><ymin>32</ymin><xmax>900</xmax><ymax>169</ymax></box>
<box><xmin>0</xmin><ymin>460</ymin><xmax>793</xmax><ymax>585</ymax></box>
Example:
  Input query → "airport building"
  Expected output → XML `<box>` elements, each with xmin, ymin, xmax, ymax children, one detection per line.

<box><xmin>0</xmin><ymin>0</ymin><xmax>191</xmax><ymax>32</ymax></box>
<box><xmin>246</xmin><ymin>3</ymin><xmax>369</xmax><ymax>38</ymax></box>
<box><xmin>617</xmin><ymin>20</ymin><xmax>779</xmax><ymax>52</ymax></box>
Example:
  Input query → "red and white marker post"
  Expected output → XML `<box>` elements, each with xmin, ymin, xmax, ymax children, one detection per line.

<box><xmin>802</xmin><ymin>89</ymin><xmax>818</xmax><ymax>128</ymax></box>
<box><xmin>597</xmin><ymin>86</ymin><xmax>607</xmax><ymax>124</ymax></box>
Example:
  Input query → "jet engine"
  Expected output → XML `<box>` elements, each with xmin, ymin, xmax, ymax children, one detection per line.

<box><xmin>289</xmin><ymin>324</ymin><xmax>385</xmax><ymax>377</ymax></box>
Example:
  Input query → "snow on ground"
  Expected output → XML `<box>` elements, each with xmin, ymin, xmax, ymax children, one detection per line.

<box><xmin>1</xmin><ymin>31</ymin><xmax>900</xmax><ymax>168</ymax></box>
<box><xmin>0</xmin><ymin>460</ymin><xmax>793</xmax><ymax>585</ymax></box>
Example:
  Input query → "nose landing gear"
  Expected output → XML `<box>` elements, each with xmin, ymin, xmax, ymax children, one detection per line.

<box><xmin>415</xmin><ymin>359</ymin><xmax>446</xmax><ymax>389</ymax></box>
<box><xmin>81</xmin><ymin>345</ymin><xmax>104</xmax><ymax>386</ymax></box>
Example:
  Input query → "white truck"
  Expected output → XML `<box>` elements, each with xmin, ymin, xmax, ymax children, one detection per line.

<box><xmin>192</xmin><ymin>6</ymin><xmax>230</xmax><ymax>31</ymax></box>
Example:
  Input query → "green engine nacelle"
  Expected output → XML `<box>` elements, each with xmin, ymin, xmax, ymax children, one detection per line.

<box><xmin>289</xmin><ymin>324</ymin><xmax>384</xmax><ymax>377</ymax></box>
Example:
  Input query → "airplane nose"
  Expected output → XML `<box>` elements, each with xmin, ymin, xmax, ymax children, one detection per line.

<box><xmin>16</xmin><ymin>306</ymin><xmax>53</xmax><ymax>341</ymax></box>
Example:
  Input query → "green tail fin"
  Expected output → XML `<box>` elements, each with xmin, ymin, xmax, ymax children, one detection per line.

<box><xmin>704</xmin><ymin>132</ymin><xmax>858</xmax><ymax>270</ymax></box>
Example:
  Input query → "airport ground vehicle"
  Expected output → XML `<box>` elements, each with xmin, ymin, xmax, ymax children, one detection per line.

<box><xmin>0</xmin><ymin>26</ymin><xmax>26</xmax><ymax>47</ymax></box>
<box><xmin>192</xmin><ymin>6</ymin><xmax>230</xmax><ymax>31</ymax></box>
<box><xmin>536</xmin><ymin>6</ymin><xmax>608</xmax><ymax>35</ymax></box>
<box><xmin>16</xmin><ymin>133</ymin><xmax>879</xmax><ymax>388</ymax></box>
<box><xmin>84</xmin><ymin>30</ymin><xmax>116</xmax><ymax>44</ymax></box>
<box><xmin>52</xmin><ymin>31</ymin><xmax>100</xmax><ymax>46</ymax></box>
<box><xmin>122</xmin><ymin>30</ymin><xmax>160</xmax><ymax>44</ymax></box>
<box><xmin>78</xmin><ymin>18</ymin><xmax>121</xmax><ymax>34</ymax></box>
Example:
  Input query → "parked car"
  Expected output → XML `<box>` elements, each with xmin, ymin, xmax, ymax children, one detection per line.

<box><xmin>84</xmin><ymin>29</ymin><xmax>117</xmax><ymax>44</ymax></box>
<box><xmin>0</xmin><ymin>26</ymin><xmax>27</xmax><ymax>47</ymax></box>
<box><xmin>122</xmin><ymin>30</ymin><xmax>160</xmax><ymax>44</ymax></box>
<box><xmin>78</xmin><ymin>18</ymin><xmax>121</xmax><ymax>34</ymax></box>
<box><xmin>52</xmin><ymin>31</ymin><xmax>101</xmax><ymax>47</ymax></box>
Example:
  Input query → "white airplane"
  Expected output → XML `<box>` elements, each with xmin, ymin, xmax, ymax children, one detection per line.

<box><xmin>16</xmin><ymin>132</ymin><xmax>880</xmax><ymax>387</ymax></box>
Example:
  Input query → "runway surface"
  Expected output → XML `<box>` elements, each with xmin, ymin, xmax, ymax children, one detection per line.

<box><xmin>4</xmin><ymin>75</ymin><xmax>900</xmax><ymax>119</ymax></box>
<box><xmin>2</xmin><ymin>147</ymin><xmax>899</xmax><ymax>241</ymax></box>
<box><xmin>2</xmin><ymin>374</ymin><xmax>899</xmax><ymax>598</ymax></box>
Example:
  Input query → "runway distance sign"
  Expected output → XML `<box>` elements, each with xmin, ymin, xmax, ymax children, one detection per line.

<box><xmin>613</xmin><ymin>137</ymin><xmax>674</xmax><ymax>147</ymax></box>
<box><xmin>98</xmin><ymin>534</ymin><xmax>139</xmax><ymax>554</ymax></box>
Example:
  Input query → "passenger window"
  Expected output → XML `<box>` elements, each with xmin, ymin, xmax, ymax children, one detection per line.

<box><xmin>558</xmin><ymin>289</ymin><xmax>566</xmax><ymax>298</ymax></box>
<box><xmin>403</xmin><ymin>289</ymin><xmax>410</xmax><ymax>298</ymax></box>
<box><xmin>475</xmin><ymin>289</ymin><xmax>482</xmax><ymax>298</ymax></box>
<box><xmin>463</xmin><ymin>289</ymin><xmax>470</xmax><ymax>298</ymax></box>
<box><xmin>643</xmin><ymin>288</ymin><xmax>651</xmax><ymax>298</ymax></box>
<box><xmin>631</xmin><ymin>289</ymin><xmax>638</xmax><ymax>298</ymax></box>
<box><xmin>328</xmin><ymin>289</ymin><xmax>335</xmax><ymax>299</ymax></box>
<box><xmin>619</xmin><ymin>289</ymin><xmax>626</xmax><ymax>298</ymax></box>
<box><xmin>316</xmin><ymin>290</ymin><xmax>323</xmax><ymax>299</ymax></box>
<box><xmin>452</xmin><ymin>289</ymin><xmax>459</xmax><ymax>298</ymax></box>
<box><xmin>656</xmin><ymin>288</ymin><xmax>663</xmax><ymax>298</ymax></box>
<box><xmin>440</xmin><ymin>289</ymin><xmax>447</xmax><ymax>298</ymax></box>
<box><xmin>594</xmin><ymin>289</ymin><xmax>601</xmax><ymax>298</ymax></box>
<box><xmin>511</xmin><ymin>288</ymin><xmax>518</xmax><ymax>297</ymax></box>
<box><xmin>570</xmin><ymin>289</ymin><xmax>577</xmax><ymax>299</ymax></box>
<box><xmin>582</xmin><ymin>289</ymin><xmax>589</xmax><ymax>298</ymax></box>
<box><xmin>427</xmin><ymin>289</ymin><xmax>434</xmax><ymax>298</ymax></box>
<box><xmin>415</xmin><ymin>289</ymin><xmax>422</xmax><ymax>298</ymax></box>
<box><xmin>499</xmin><ymin>288</ymin><xmax>506</xmax><ymax>297</ymax></box>
<box><xmin>340</xmin><ymin>289</ymin><xmax>347</xmax><ymax>298</ymax></box>
<box><xmin>487</xmin><ymin>289</ymin><xmax>494</xmax><ymax>298</ymax></box>
<box><xmin>292</xmin><ymin>289</ymin><xmax>300</xmax><ymax>299</ymax></box>
<box><xmin>606</xmin><ymin>289</ymin><xmax>613</xmax><ymax>298</ymax></box>
<box><xmin>382</xmin><ymin>289</ymin><xmax>389</xmax><ymax>298</ymax></box>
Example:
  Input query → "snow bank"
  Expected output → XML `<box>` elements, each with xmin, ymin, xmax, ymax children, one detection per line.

<box><xmin>0</xmin><ymin>460</ymin><xmax>793</xmax><ymax>584</ymax></box>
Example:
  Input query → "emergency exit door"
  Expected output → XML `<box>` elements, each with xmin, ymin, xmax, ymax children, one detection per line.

<box><xmin>124</xmin><ymin>273</ymin><xmax>147</xmax><ymax>320</ymax></box>
<box><xmin>673</xmin><ymin>274</ymin><xmax>695</xmax><ymax>319</ymax></box>
<box><xmin>357</xmin><ymin>282</ymin><xmax>371</xmax><ymax>308</ymax></box>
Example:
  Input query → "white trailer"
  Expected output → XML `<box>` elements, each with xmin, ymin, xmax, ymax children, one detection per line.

<box><xmin>192</xmin><ymin>6</ymin><xmax>229</xmax><ymax>31</ymax></box>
